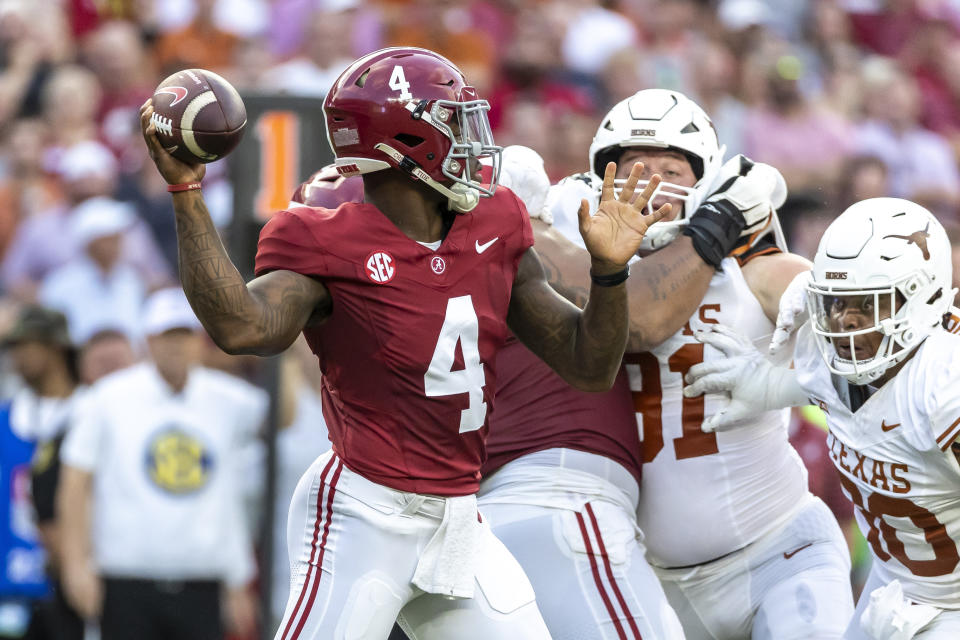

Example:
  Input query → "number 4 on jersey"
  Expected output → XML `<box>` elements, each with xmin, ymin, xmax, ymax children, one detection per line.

<box><xmin>425</xmin><ymin>295</ymin><xmax>487</xmax><ymax>433</ymax></box>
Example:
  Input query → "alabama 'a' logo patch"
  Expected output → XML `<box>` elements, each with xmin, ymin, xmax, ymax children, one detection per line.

<box><xmin>366</xmin><ymin>250</ymin><xmax>396</xmax><ymax>284</ymax></box>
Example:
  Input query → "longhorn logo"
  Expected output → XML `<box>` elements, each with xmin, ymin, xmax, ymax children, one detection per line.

<box><xmin>155</xmin><ymin>86</ymin><xmax>188</xmax><ymax>107</ymax></box>
<box><xmin>883</xmin><ymin>221</ymin><xmax>931</xmax><ymax>260</ymax></box>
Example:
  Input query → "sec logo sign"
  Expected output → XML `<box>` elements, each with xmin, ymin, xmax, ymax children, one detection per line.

<box><xmin>366</xmin><ymin>250</ymin><xmax>396</xmax><ymax>283</ymax></box>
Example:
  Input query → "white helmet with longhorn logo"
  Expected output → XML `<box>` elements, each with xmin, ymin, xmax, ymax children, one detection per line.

<box><xmin>806</xmin><ymin>197</ymin><xmax>955</xmax><ymax>384</ymax></box>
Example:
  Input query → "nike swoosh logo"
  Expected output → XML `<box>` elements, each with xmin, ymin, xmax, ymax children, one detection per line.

<box><xmin>783</xmin><ymin>543</ymin><xmax>813</xmax><ymax>560</ymax></box>
<box><xmin>475</xmin><ymin>237</ymin><xmax>499</xmax><ymax>254</ymax></box>
<box><xmin>881</xmin><ymin>420</ymin><xmax>901</xmax><ymax>432</ymax></box>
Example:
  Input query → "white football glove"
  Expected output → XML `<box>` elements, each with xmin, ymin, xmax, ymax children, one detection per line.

<box><xmin>859</xmin><ymin>580</ymin><xmax>940</xmax><ymax>640</ymax></box>
<box><xmin>706</xmin><ymin>154</ymin><xmax>785</xmax><ymax>239</ymax></box>
<box><xmin>498</xmin><ymin>145</ymin><xmax>552</xmax><ymax>223</ymax></box>
<box><xmin>682</xmin><ymin>324</ymin><xmax>807</xmax><ymax>432</ymax></box>
<box><xmin>769</xmin><ymin>270</ymin><xmax>811</xmax><ymax>356</ymax></box>
<box><xmin>685</xmin><ymin>155</ymin><xmax>787</xmax><ymax>267</ymax></box>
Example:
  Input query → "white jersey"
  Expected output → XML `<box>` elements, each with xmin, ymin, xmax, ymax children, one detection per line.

<box><xmin>627</xmin><ymin>258</ymin><xmax>808</xmax><ymax>567</ymax></box>
<box><xmin>794</xmin><ymin>323</ymin><xmax>960</xmax><ymax>608</ymax></box>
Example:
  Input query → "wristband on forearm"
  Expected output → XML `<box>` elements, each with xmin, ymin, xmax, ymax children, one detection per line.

<box><xmin>682</xmin><ymin>199</ymin><xmax>745</xmax><ymax>268</ymax></box>
<box><xmin>590</xmin><ymin>265</ymin><xmax>630</xmax><ymax>287</ymax></box>
<box><xmin>167</xmin><ymin>182</ymin><xmax>202</xmax><ymax>193</ymax></box>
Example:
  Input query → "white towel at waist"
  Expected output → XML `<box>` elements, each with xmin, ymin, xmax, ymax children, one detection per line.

<box><xmin>412</xmin><ymin>494</ymin><xmax>482</xmax><ymax>599</ymax></box>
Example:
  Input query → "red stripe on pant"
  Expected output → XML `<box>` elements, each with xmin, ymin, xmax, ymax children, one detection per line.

<box><xmin>576</xmin><ymin>511</ymin><xmax>629</xmax><ymax>640</ymax></box>
<box><xmin>280</xmin><ymin>455</ymin><xmax>342</xmax><ymax>640</ymax></box>
<box><xmin>585</xmin><ymin>503</ymin><xmax>642</xmax><ymax>639</ymax></box>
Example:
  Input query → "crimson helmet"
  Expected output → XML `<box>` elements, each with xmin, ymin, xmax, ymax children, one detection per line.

<box><xmin>323</xmin><ymin>47</ymin><xmax>501</xmax><ymax>212</ymax></box>
<box><xmin>289</xmin><ymin>164</ymin><xmax>364</xmax><ymax>208</ymax></box>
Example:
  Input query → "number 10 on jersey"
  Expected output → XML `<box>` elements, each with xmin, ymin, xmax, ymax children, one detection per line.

<box><xmin>425</xmin><ymin>295</ymin><xmax>487</xmax><ymax>433</ymax></box>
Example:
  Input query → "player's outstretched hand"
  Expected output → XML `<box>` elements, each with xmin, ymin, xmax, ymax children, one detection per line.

<box><xmin>769</xmin><ymin>270</ymin><xmax>811</xmax><ymax>356</ymax></box>
<box><xmin>139</xmin><ymin>99</ymin><xmax>205</xmax><ymax>186</ymax></box>
<box><xmin>577</xmin><ymin>162</ymin><xmax>670</xmax><ymax>269</ymax></box>
<box><xmin>682</xmin><ymin>324</ymin><xmax>769</xmax><ymax>432</ymax></box>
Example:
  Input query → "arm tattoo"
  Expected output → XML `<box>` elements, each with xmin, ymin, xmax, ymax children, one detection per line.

<box><xmin>624</xmin><ymin>236</ymin><xmax>714</xmax><ymax>351</ymax></box>
<box><xmin>172</xmin><ymin>192</ymin><xmax>328</xmax><ymax>354</ymax></box>
<box><xmin>508</xmin><ymin>248</ymin><xmax>627</xmax><ymax>392</ymax></box>
<box><xmin>538</xmin><ymin>251</ymin><xmax>589</xmax><ymax>309</ymax></box>
<box><xmin>532</xmin><ymin>226</ymin><xmax>713</xmax><ymax>351</ymax></box>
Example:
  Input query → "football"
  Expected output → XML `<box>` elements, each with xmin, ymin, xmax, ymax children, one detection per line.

<box><xmin>150</xmin><ymin>68</ymin><xmax>246</xmax><ymax>164</ymax></box>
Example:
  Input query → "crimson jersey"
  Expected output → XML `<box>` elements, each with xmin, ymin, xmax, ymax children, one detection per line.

<box><xmin>482</xmin><ymin>336</ymin><xmax>642</xmax><ymax>487</ymax></box>
<box><xmin>255</xmin><ymin>190</ymin><xmax>533</xmax><ymax>495</ymax></box>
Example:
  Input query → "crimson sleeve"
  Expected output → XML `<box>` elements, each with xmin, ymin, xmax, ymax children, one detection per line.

<box><xmin>254</xmin><ymin>209</ymin><xmax>328</xmax><ymax>278</ymax></box>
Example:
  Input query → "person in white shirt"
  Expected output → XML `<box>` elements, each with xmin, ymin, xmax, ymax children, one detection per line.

<box><xmin>39</xmin><ymin>198</ymin><xmax>147</xmax><ymax>344</ymax></box>
<box><xmin>684</xmin><ymin>198</ymin><xmax>960</xmax><ymax>639</ymax></box>
<box><xmin>57</xmin><ymin>287</ymin><xmax>267</xmax><ymax>640</ymax></box>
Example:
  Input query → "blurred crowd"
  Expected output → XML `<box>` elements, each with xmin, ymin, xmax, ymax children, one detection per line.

<box><xmin>3</xmin><ymin>0</ymin><xmax>960</xmax><ymax>637</ymax></box>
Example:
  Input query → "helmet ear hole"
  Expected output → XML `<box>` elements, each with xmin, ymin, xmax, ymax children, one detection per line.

<box><xmin>394</xmin><ymin>133</ymin><xmax>424</xmax><ymax>148</ymax></box>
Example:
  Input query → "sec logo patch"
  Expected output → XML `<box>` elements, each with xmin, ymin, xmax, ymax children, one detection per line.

<box><xmin>366</xmin><ymin>250</ymin><xmax>396</xmax><ymax>284</ymax></box>
<box><xmin>145</xmin><ymin>428</ymin><xmax>213</xmax><ymax>494</ymax></box>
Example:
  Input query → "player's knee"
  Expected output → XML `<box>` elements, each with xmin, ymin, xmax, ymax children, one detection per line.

<box><xmin>335</xmin><ymin>573</ymin><xmax>406</xmax><ymax>640</ymax></box>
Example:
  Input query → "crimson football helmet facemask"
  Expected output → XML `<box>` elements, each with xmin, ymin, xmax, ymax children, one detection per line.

<box><xmin>324</xmin><ymin>47</ymin><xmax>501</xmax><ymax>212</ymax></box>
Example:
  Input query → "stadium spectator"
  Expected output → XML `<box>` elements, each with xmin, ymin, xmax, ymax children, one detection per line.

<box><xmin>1</xmin><ymin>141</ymin><xmax>169</xmax><ymax>300</ymax></box>
<box><xmin>560</xmin><ymin>1</ymin><xmax>638</xmax><ymax>77</ymax></box>
<box><xmin>77</xmin><ymin>329</ymin><xmax>137</xmax><ymax>386</ymax></box>
<box><xmin>80</xmin><ymin>21</ymin><xmax>155</xmax><ymax>164</ymax></box>
<box><xmin>262</xmin><ymin>6</ymin><xmax>363</xmax><ymax>97</ymax></box>
<box><xmin>743</xmin><ymin>48</ymin><xmax>853</xmax><ymax>195</ymax></box>
<box><xmin>40</xmin><ymin>65</ymin><xmax>100</xmax><ymax>151</ymax></box>
<box><xmin>0</xmin><ymin>119</ymin><xmax>53</xmax><ymax>263</ymax></box>
<box><xmin>58</xmin><ymin>288</ymin><xmax>264</xmax><ymax>640</ymax></box>
<box><xmin>38</xmin><ymin>197</ymin><xmax>146</xmax><ymax>344</ymax></box>
<box><xmin>689</xmin><ymin>38</ymin><xmax>748</xmax><ymax>156</ymax></box>
<box><xmin>2</xmin><ymin>305</ymin><xmax>84</xmax><ymax>640</ymax></box>
<box><xmin>154</xmin><ymin>0</ymin><xmax>241</xmax><ymax>75</ymax></box>
<box><xmin>855</xmin><ymin>56</ymin><xmax>960</xmax><ymax>215</ymax></box>
<box><xmin>837</xmin><ymin>154</ymin><xmax>890</xmax><ymax>210</ymax></box>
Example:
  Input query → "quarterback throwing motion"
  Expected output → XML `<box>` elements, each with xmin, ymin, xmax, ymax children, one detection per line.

<box><xmin>140</xmin><ymin>48</ymin><xmax>668</xmax><ymax>640</ymax></box>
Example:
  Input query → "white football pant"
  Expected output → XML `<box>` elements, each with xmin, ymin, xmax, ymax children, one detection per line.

<box><xmin>274</xmin><ymin>451</ymin><xmax>551</xmax><ymax>640</ymax></box>
<box><xmin>479</xmin><ymin>449</ymin><xmax>685</xmax><ymax>640</ymax></box>
<box><xmin>653</xmin><ymin>496</ymin><xmax>854</xmax><ymax>640</ymax></box>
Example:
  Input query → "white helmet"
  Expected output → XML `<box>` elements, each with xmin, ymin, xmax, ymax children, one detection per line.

<box><xmin>588</xmin><ymin>89</ymin><xmax>725</xmax><ymax>248</ymax></box>
<box><xmin>806</xmin><ymin>198</ymin><xmax>955</xmax><ymax>385</ymax></box>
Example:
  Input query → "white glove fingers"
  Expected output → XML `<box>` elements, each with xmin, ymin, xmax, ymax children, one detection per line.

<box><xmin>708</xmin><ymin>323</ymin><xmax>755</xmax><ymax>348</ymax></box>
<box><xmin>683</xmin><ymin>375</ymin><xmax>732</xmax><ymax>398</ymax></box>
<box><xmin>692</xmin><ymin>329</ymin><xmax>743</xmax><ymax>356</ymax></box>
<box><xmin>684</xmin><ymin>359</ymin><xmax>732</xmax><ymax>384</ymax></box>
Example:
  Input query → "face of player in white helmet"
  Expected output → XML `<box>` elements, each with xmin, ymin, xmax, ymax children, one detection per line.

<box><xmin>616</xmin><ymin>148</ymin><xmax>695</xmax><ymax>222</ymax></box>
<box><xmin>822</xmin><ymin>291</ymin><xmax>898</xmax><ymax>363</ymax></box>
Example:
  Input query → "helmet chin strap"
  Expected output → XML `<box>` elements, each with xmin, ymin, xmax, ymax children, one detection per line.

<box><xmin>374</xmin><ymin>143</ymin><xmax>479</xmax><ymax>212</ymax></box>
